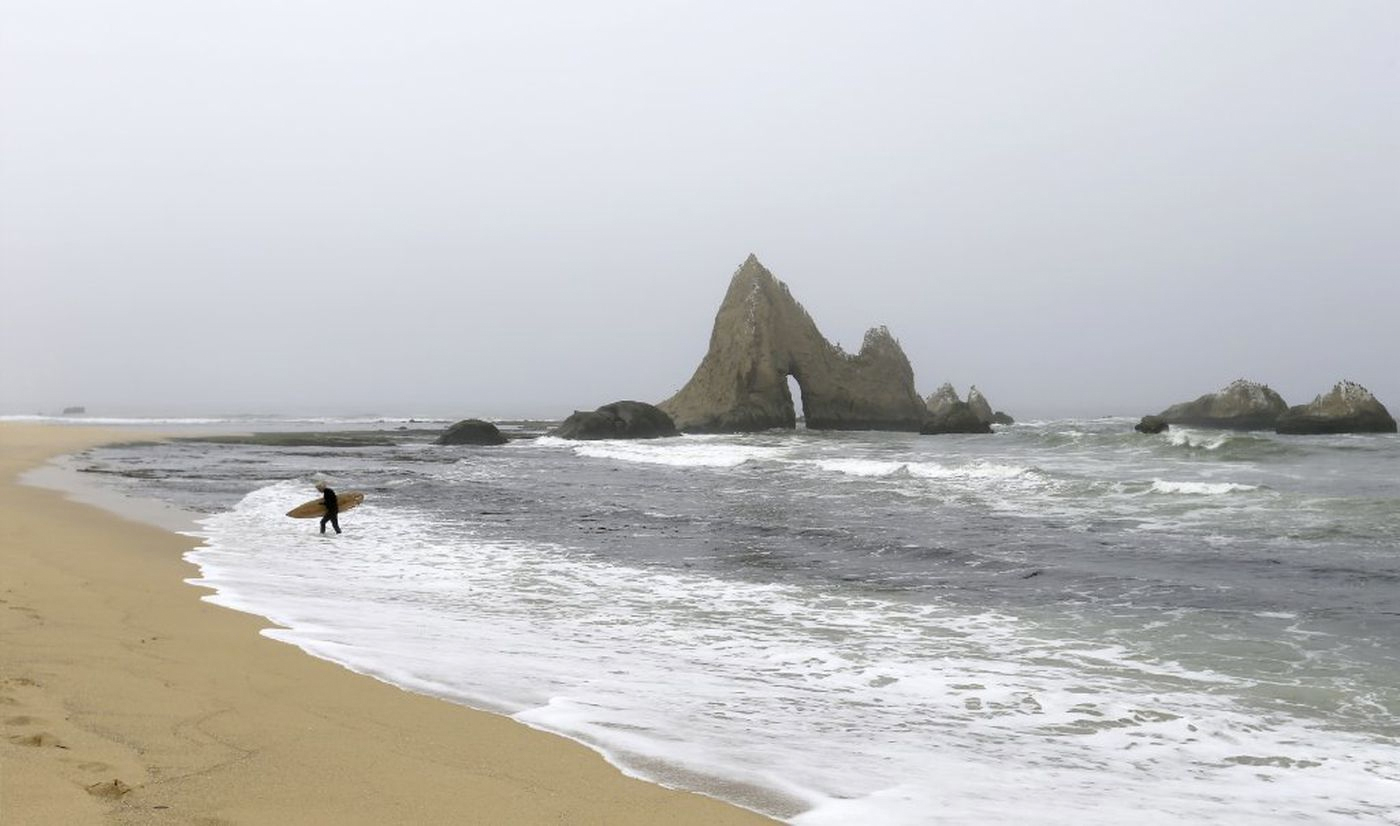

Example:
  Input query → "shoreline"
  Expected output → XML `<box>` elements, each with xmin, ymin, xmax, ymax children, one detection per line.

<box><xmin>0</xmin><ymin>423</ymin><xmax>777</xmax><ymax>824</ymax></box>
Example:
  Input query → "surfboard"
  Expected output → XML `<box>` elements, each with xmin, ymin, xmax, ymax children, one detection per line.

<box><xmin>286</xmin><ymin>491</ymin><xmax>365</xmax><ymax>519</ymax></box>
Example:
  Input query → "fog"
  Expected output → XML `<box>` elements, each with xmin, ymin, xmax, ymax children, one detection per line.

<box><xmin>3</xmin><ymin>1</ymin><xmax>1396</xmax><ymax>420</ymax></box>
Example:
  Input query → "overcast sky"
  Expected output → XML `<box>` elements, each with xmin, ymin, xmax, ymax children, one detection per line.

<box><xmin>2</xmin><ymin>1</ymin><xmax>1396</xmax><ymax>419</ymax></box>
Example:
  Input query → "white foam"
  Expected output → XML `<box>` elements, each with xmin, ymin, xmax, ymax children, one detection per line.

<box><xmin>808</xmin><ymin>458</ymin><xmax>1039</xmax><ymax>483</ymax></box>
<box><xmin>1149</xmin><ymin>480</ymin><xmax>1261</xmax><ymax>496</ymax></box>
<box><xmin>538</xmin><ymin>435</ymin><xmax>788</xmax><ymax>468</ymax></box>
<box><xmin>1164</xmin><ymin>429</ymin><xmax>1249</xmax><ymax>451</ymax></box>
<box><xmin>1</xmin><ymin>414</ymin><xmax>232</xmax><ymax>426</ymax></box>
<box><xmin>809</xmin><ymin>458</ymin><xmax>910</xmax><ymax>477</ymax></box>
<box><xmin>184</xmin><ymin>482</ymin><xmax>1400</xmax><ymax>825</ymax></box>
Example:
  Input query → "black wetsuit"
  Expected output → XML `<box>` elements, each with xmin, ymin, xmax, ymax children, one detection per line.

<box><xmin>320</xmin><ymin>487</ymin><xmax>341</xmax><ymax>534</ymax></box>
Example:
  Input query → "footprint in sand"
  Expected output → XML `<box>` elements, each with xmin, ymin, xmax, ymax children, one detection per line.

<box><xmin>5</xmin><ymin>715</ymin><xmax>37</xmax><ymax>725</ymax></box>
<box><xmin>8</xmin><ymin>731</ymin><xmax>67</xmax><ymax>748</ymax></box>
<box><xmin>73</xmin><ymin>760</ymin><xmax>113</xmax><ymax>772</ymax></box>
<box><xmin>85</xmin><ymin>778</ymin><xmax>133</xmax><ymax>799</ymax></box>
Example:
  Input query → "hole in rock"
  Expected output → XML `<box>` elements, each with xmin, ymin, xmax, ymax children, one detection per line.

<box><xmin>787</xmin><ymin>375</ymin><xmax>805</xmax><ymax>427</ymax></box>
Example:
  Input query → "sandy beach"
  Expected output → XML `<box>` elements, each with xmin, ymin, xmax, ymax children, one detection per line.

<box><xmin>0</xmin><ymin>423</ymin><xmax>775</xmax><ymax>825</ymax></box>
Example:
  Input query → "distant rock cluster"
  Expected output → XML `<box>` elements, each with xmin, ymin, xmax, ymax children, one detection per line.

<box><xmin>440</xmin><ymin>256</ymin><xmax>1015</xmax><ymax>441</ymax></box>
<box><xmin>1136</xmin><ymin>379</ymin><xmax>1395</xmax><ymax>435</ymax></box>
<box><xmin>434</xmin><ymin>256</ymin><xmax>1394</xmax><ymax>444</ymax></box>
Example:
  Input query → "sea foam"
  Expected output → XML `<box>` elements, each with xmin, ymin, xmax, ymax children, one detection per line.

<box><xmin>538</xmin><ymin>435</ymin><xmax>789</xmax><ymax>468</ymax></box>
<box><xmin>184</xmin><ymin>480</ymin><xmax>1400</xmax><ymax>825</ymax></box>
<box><xmin>1148</xmin><ymin>480</ymin><xmax>1261</xmax><ymax>496</ymax></box>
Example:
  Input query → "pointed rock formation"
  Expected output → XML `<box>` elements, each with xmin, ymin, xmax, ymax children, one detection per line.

<box><xmin>660</xmin><ymin>256</ymin><xmax>927</xmax><ymax>433</ymax></box>
<box><xmin>925</xmin><ymin>383</ymin><xmax>961</xmax><ymax>417</ymax></box>
<box><xmin>967</xmin><ymin>386</ymin><xmax>995</xmax><ymax>424</ymax></box>
<box><xmin>1156</xmin><ymin>379</ymin><xmax>1288</xmax><ymax>430</ymax></box>
<box><xmin>1275</xmin><ymin>381</ymin><xmax>1397</xmax><ymax>434</ymax></box>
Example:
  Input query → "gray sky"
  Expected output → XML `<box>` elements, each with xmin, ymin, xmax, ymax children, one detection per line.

<box><xmin>3</xmin><ymin>1</ymin><xmax>1396</xmax><ymax>420</ymax></box>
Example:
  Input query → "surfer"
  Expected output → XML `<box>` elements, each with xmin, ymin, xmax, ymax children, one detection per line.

<box><xmin>315</xmin><ymin>480</ymin><xmax>342</xmax><ymax>534</ymax></box>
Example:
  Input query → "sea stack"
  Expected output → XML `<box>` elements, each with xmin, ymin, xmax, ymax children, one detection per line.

<box><xmin>1155</xmin><ymin>379</ymin><xmax>1288</xmax><ymax>430</ymax></box>
<box><xmin>659</xmin><ymin>255</ymin><xmax>927</xmax><ymax>433</ymax></box>
<box><xmin>966</xmin><ymin>386</ymin><xmax>995</xmax><ymax>425</ymax></box>
<box><xmin>1275</xmin><ymin>381</ymin><xmax>1397</xmax><ymax>434</ymax></box>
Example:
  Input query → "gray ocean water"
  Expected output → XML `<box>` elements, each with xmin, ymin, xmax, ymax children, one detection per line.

<box><xmin>53</xmin><ymin>416</ymin><xmax>1400</xmax><ymax>824</ymax></box>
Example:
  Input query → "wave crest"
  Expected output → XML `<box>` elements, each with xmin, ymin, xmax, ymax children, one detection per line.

<box><xmin>1148</xmin><ymin>480</ymin><xmax>1261</xmax><ymax>496</ymax></box>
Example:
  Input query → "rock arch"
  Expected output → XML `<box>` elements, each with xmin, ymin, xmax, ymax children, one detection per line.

<box><xmin>659</xmin><ymin>255</ymin><xmax>927</xmax><ymax>433</ymax></box>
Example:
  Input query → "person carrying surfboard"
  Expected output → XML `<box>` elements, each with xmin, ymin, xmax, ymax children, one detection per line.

<box><xmin>315</xmin><ymin>480</ymin><xmax>342</xmax><ymax>535</ymax></box>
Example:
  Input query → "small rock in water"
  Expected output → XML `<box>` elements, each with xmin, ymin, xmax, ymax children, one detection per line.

<box><xmin>1135</xmin><ymin>415</ymin><xmax>1169</xmax><ymax>434</ymax></box>
<box><xmin>437</xmin><ymin>418</ymin><xmax>508</xmax><ymax>445</ymax></box>
<box><xmin>552</xmin><ymin>401</ymin><xmax>678</xmax><ymax>440</ymax></box>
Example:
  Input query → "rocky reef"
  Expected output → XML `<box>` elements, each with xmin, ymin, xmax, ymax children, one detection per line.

<box><xmin>553</xmin><ymin>401</ymin><xmax>679</xmax><ymax>440</ymax></box>
<box><xmin>437</xmin><ymin>419</ymin><xmax>508</xmax><ymax>445</ymax></box>
<box><xmin>660</xmin><ymin>255</ymin><xmax>927</xmax><ymax>433</ymax></box>
<box><xmin>1155</xmin><ymin>379</ymin><xmax>1289</xmax><ymax>430</ymax></box>
<box><xmin>1275</xmin><ymin>381</ymin><xmax>1397</xmax><ymax>434</ymax></box>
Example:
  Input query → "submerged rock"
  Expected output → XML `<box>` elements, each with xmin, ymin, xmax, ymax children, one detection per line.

<box><xmin>1156</xmin><ymin>379</ymin><xmax>1288</xmax><ymax>430</ymax></box>
<box><xmin>1135</xmin><ymin>415</ymin><xmax>1169</xmax><ymax>434</ymax></box>
<box><xmin>553</xmin><ymin>401</ymin><xmax>679</xmax><ymax>440</ymax></box>
<box><xmin>660</xmin><ymin>255</ymin><xmax>927</xmax><ymax>433</ymax></box>
<box><xmin>436</xmin><ymin>419</ymin><xmax>508</xmax><ymax>446</ymax></box>
<box><xmin>919</xmin><ymin>401</ymin><xmax>993</xmax><ymax>435</ymax></box>
<box><xmin>1275</xmin><ymin>381</ymin><xmax>1397</xmax><ymax>434</ymax></box>
<box><xmin>990</xmin><ymin>411</ymin><xmax>1016</xmax><ymax>426</ymax></box>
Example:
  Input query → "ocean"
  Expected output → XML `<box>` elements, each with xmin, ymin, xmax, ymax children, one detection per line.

<box><xmin>22</xmin><ymin>415</ymin><xmax>1400</xmax><ymax>824</ymax></box>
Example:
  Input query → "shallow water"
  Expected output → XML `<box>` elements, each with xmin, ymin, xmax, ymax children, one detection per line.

<box><xmin>61</xmin><ymin>416</ymin><xmax>1400</xmax><ymax>823</ymax></box>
